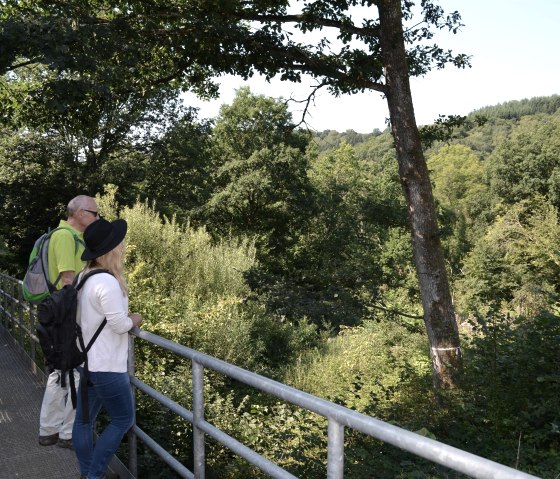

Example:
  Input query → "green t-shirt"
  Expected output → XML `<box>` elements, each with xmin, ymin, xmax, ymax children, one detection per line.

<box><xmin>47</xmin><ymin>220</ymin><xmax>85</xmax><ymax>289</ymax></box>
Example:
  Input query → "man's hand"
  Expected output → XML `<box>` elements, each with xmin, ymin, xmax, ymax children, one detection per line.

<box><xmin>129</xmin><ymin>313</ymin><xmax>143</xmax><ymax>328</ymax></box>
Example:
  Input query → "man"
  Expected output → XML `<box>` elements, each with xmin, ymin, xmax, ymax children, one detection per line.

<box><xmin>38</xmin><ymin>195</ymin><xmax>100</xmax><ymax>449</ymax></box>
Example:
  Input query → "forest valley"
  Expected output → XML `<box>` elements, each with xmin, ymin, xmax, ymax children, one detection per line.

<box><xmin>0</xmin><ymin>0</ymin><xmax>558</xmax><ymax>476</ymax></box>
<box><xmin>1</xmin><ymin>91</ymin><xmax>559</xmax><ymax>478</ymax></box>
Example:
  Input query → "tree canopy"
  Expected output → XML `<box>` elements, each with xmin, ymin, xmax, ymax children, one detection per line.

<box><xmin>1</xmin><ymin>0</ymin><xmax>473</xmax><ymax>390</ymax></box>
<box><xmin>1</xmin><ymin>1</ymin><xmax>468</xmax><ymax>103</ymax></box>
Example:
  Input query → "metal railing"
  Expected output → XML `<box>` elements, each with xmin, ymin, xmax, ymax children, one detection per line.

<box><xmin>0</xmin><ymin>271</ymin><xmax>42</xmax><ymax>375</ymax></box>
<box><xmin>0</xmin><ymin>271</ymin><xmax>541</xmax><ymax>479</ymax></box>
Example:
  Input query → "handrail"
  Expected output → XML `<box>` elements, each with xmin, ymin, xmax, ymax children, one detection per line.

<box><xmin>0</xmin><ymin>271</ymin><xmax>40</xmax><ymax>374</ymax></box>
<box><xmin>0</xmin><ymin>271</ymin><xmax>541</xmax><ymax>479</ymax></box>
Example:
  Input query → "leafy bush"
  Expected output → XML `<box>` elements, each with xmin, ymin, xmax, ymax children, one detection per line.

<box><xmin>455</xmin><ymin>312</ymin><xmax>560</xmax><ymax>477</ymax></box>
<box><xmin>96</xmin><ymin>188</ymin><xmax>320</xmax><ymax>477</ymax></box>
<box><xmin>284</xmin><ymin>320</ymin><xmax>432</xmax><ymax>424</ymax></box>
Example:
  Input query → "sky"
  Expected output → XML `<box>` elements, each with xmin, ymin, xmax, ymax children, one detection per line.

<box><xmin>182</xmin><ymin>1</ymin><xmax>560</xmax><ymax>133</ymax></box>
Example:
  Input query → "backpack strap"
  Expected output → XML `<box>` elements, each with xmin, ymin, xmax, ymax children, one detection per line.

<box><xmin>73</xmin><ymin>268</ymin><xmax>113</xmax><ymax>423</ymax></box>
<box><xmin>52</xmin><ymin>226</ymin><xmax>85</xmax><ymax>251</ymax></box>
<box><xmin>74</xmin><ymin>268</ymin><xmax>112</xmax><ymax>289</ymax></box>
<box><xmin>37</xmin><ymin>231</ymin><xmax>59</xmax><ymax>294</ymax></box>
<box><xmin>75</xmin><ymin>318</ymin><xmax>107</xmax><ymax>423</ymax></box>
<box><xmin>45</xmin><ymin>227</ymin><xmax>86</xmax><ymax>290</ymax></box>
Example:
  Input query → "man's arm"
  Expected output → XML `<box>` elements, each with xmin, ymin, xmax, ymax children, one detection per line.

<box><xmin>50</xmin><ymin>229</ymin><xmax>81</xmax><ymax>288</ymax></box>
<box><xmin>59</xmin><ymin>271</ymin><xmax>76</xmax><ymax>286</ymax></box>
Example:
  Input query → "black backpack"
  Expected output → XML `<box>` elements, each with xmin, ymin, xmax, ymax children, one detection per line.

<box><xmin>36</xmin><ymin>269</ymin><xmax>111</xmax><ymax>422</ymax></box>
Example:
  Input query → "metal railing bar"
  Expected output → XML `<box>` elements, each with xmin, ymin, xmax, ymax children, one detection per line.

<box><xmin>27</xmin><ymin>300</ymin><xmax>36</xmax><ymax>363</ymax></box>
<box><xmin>335</xmin><ymin>411</ymin><xmax>533</xmax><ymax>479</ymax></box>
<box><xmin>9</xmin><ymin>296</ymin><xmax>31</xmax><ymax>309</ymax></box>
<box><xmin>132</xmin><ymin>328</ymin><xmax>540</xmax><ymax>479</ymax></box>
<box><xmin>132</xmin><ymin>425</ymin><xmax>194</xmax><ymax>479</ymax></box>
<box><xmin>131</xmin><ymin>376</ymin><xmax>299</xmax><ymax>479</ymax></box>
<box><xmin>6</xmin><ymin>319</ymin><xmax>34</xmax><ymax>338</ymax></box>
<box><xmin>130</xmin><ymin>376</ymin><xmax>194</xmax><ymax>423</ymax></box>
<box><xmin>0</xmin><ymin>275</ymin><xmax>33</xmax><ymax>311</ymax></box>
<box><xmin>196</xmin><ymin>420</ymin><xmax>298</xmax><ymax>479</ymax></box>
<box><xmin>0</xmin><ymin>306</ymin><xmax>39</xmax><ymax>342</ymax></box>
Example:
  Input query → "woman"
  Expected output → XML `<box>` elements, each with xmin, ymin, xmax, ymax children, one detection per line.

<box><xmin>72</xmin><ymin>218</ymin><xmax>142</xmax><ymax>479</ymax></box>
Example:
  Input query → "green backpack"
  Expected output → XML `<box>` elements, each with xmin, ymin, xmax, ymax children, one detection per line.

<box><xmin>22</xmin><ymin>227</ymin><xmax>84</xmax><ymax>303</ymax></box>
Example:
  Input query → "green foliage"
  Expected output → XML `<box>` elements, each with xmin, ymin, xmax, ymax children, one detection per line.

<box><xmin>455</xmin><ymin>312</ymin><xmax>560</xmax><ymax>477</ymax></box>
<box><xmin>353</xmin><ymin>130</ymin><xmax>397</xmax><ymax>164</ymax></box>
<box><xmin>0</xmin><ymin>128</ymin><xmax>81</xmax><ymax>269</ymax></box>
<box><xmin>313</xmin><ymin>129</ymin><xmax>383</xmax><ymax>153</ymax></box>
<box><xmin>242</xmin><ymin>138</ymin><xmax>415</xmax><ymax>331</ymax></box>
<box><xmin>1</xmin><ymin>0</ymin><xmax>468</xmax><ymax>101</ymax></box>
<box><xmin>100</xmin><ymin>186</ymin><xmax>317</xmax><ymax>372</ymax></box>
<box><xmin>203</xmin><ymin>396</ymin><xmax>328</xmax><ymax>478</ymax></box>
<box><xmin>419</xmin><ymin>114</ymin><xmax>486</xmax><ymax>148</ymax></box>
<box><xmin>306</xmin><ymin>142</ymin><xmax>380</xmax><ymax>286</ymax></box>
<box><xmin>0</xmin><ymin>93</ymin><xmax>204</xmax><ymax>272</ymax></box>
<box><xmin>119</xmin><ymin>202</ymin><xmax>259</xmax><ymax>363</ymax></box>
<box><xmin>427</xmin><ymin>144</ymin><xmax>490</xmax><ymax>273</ymax></box>
<box><xmin>95</xmin><ymin>187</ymin><xmax>321</xmax><ymax>477</ymax></box>
<box><xmin>471</xmin><ymin>95</ymin><xmax>560</xmax><ymax>121</ymax></box>
<box><xmin>140</xmin><ymin>112</ymin><xmax>214</xmax><ymax>225</ymax></box>
<box><xmin>285</xmin><ymin>320</ymin><xmax>432</xmax><ymax>420</ymax></box>
<box><xmin>487</xmin><ymin>113</ymin><xmax>560</xmax><ymax>207</ymax></box>
<box><xmin>204</xmin><ymin>88</ymin><xmax>313</xmax><ymax>262</ymax></box>
<box><xmin>456</xmin><ymin>198</ymin><xmax>560</xmax><ymax>317</ymax></box>
<box><xmin>434</xmin><ymin>116</ymin><xmax>513</xmax><ymax>161</ymax></box>
<box><xmin>296</xmin><ymin>142</ymin><xmax>413</xmax><ymax>325</ymax></box>
<box><xmin>2</xmin><ymin>12</ymin><xmax>560</xmax><ymax>469</ymax></box>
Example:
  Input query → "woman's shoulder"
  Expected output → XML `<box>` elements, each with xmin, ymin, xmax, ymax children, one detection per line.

<box><xmin>79</xmin><ymin>269</ymin><xmax>118</xmax><ymax>287</ymax></box>
<box><xmin>80</xmin><ymin>270</ymin><xmax>125</xmax><ymax>305</ymax></box>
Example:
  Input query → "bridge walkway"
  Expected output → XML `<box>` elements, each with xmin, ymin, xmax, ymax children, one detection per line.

<box><xmin>0</xmin><ymin>327</ymin><xmax>80</xmax><ymax>479</ymax></box>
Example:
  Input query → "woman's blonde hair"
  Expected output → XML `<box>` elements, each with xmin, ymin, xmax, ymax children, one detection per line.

<box><xmin>86</xmin><ymin>241</ymin><xmax>128</xmax><ymax>296</ymax></box>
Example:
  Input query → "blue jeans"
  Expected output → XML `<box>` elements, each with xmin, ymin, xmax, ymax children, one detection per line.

<box><xmin>73</xmin><ymin>371</ymin><xmax>134</xmax><ymax>479</ymax></box>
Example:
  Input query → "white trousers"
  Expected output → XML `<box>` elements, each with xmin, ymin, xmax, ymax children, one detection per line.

<box><xmin>39</xmin><ymin>369</ymin><xmax>80</xmax><ymax>440</ymax></box>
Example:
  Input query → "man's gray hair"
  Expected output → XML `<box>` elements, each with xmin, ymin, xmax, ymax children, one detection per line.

<box><xmin>67</xmin><ymin>195</ymin><xmax>92</xmax><ymax>217</ymax></box>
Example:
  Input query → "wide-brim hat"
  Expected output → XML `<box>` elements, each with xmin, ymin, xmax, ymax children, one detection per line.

<box><xmin>81</xmin><ymin>218</ymin><xmax>127</xmax><ymax>261</ymax></box>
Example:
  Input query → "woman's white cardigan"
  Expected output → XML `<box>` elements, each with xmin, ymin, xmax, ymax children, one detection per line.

<box><xmin>77</xmin><ymin>271</ymin><xmax>133</xmax><ymax>373</ymax></box>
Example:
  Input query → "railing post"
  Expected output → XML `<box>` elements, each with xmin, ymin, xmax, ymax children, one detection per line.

<box><xmin>0</xmin><ymin>274</ymin><xmax>5</xmax><ymax>327</ymax></box>
<box><xmin>327</xmin><ymin>419</ymin><xmax>344</xmax><ymax>479</ymax></box>
<box><xmin>2</xmin><ymin>273</ymin><xmax>7</xmax><ymax>328</ymax></box>
<box><xmin>18</xmin><ymin>286</ymin><xmax>26</xmax><ymax>357</ymax></box>
<box><xmin>128</xmin><ymin>333</ymin><xmax>138</xmax><ymax>478</ymax></box>
<box><xmin>29</xmin><ymin>304</ymin><xmax>37</xmax><ymax>368</ymax></box>
<box><xmin>11</xmin><ymin>279</ymin><xmax>21</xmax><ymax>348</ymax></box>
<box><xmin>192</xmin><ymin>360</ymin><xmax>205</xmax><ymax>479</ymax></box>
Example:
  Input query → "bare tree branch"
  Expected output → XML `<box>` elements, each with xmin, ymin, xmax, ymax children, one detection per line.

<box><xmin>285</xmin><ymin>80</ymin><xmax>328</xmax><ymax>130</ymax></box>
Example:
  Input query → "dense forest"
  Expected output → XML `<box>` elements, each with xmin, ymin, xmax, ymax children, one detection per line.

<box><xmin>2</xmin><ymin>90</ymin><xmax>559</xmax><ymax>478</ymax></box>
<box><xmin>1</xmin><ymin>0</ymin><xmax>559</xmax><ymax>477</ymax></box>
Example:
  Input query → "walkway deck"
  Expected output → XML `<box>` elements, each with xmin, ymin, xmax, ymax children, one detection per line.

<box><xmin>0</xmin><ymin>327</ymin><xmax>80</xmax><ymax>479</ymax></box>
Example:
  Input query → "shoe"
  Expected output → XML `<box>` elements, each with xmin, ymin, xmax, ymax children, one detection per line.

<box><xmin>57</xmin><ymin>438</ymin><xmax>73</xmax><ymax>449</ymax></box>
<box><xmin>38</xmin><ymin>433</ymin><xmax>59</xmax><ymax>446</ymax></box>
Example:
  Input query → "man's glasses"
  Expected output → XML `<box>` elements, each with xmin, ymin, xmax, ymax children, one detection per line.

<box><xmin>83</xmin><ymin>209</ymin><xmax>100</xmax><ymax>217</ymax></box>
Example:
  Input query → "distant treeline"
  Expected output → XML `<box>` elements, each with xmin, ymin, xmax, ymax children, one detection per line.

<box><xmin>469</xmin><ymin>94</ymin><xmax>560</xmax><ymax>120</ymax></box>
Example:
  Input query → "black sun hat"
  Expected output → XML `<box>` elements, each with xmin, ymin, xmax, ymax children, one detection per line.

<box><xmin>81</xmin><ymin>218</ymin><xmax>127</xmax><ymax>261</ymax></box>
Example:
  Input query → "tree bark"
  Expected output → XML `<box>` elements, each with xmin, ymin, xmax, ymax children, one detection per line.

<box><xmin>376</xmin><ymin>0</ymin><xmax>462</xmax><ymax>390</ymax></box>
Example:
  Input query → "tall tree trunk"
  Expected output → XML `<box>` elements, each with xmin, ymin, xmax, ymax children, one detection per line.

<box><xmin>377</xmin><ymin>0</ymin><xmax>462</xmax><ymax>390</ymax></box>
